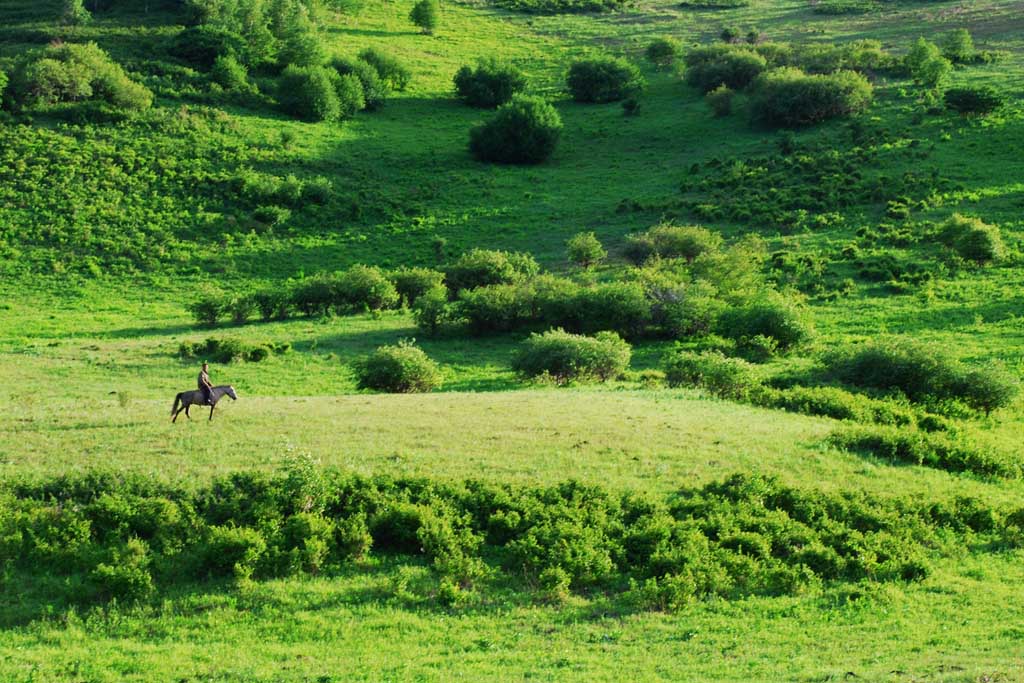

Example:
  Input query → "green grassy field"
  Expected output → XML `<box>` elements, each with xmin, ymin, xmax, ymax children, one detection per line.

<box><xmin>1</xmin><ymin>0</ymin><xmax>1024</xmax><ymax>679</ymax></box>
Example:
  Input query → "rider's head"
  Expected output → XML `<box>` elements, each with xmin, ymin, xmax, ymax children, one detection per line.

<box><xmin>202</xmin><ymin>362</ymin><xmax>209</xmax><ymax>369</ymax></box>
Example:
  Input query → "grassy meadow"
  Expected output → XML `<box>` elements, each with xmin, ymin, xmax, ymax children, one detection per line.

<box><xmin>1</xmin><ymin>0</ymin><xmax>1024</xmax><ymax>679</ymax></box>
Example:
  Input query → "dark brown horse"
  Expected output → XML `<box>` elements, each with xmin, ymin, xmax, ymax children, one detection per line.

<box><xmin>171</xmin><ymin>385</ymin><xmax>238</xmax><ymax>422</ymax></box>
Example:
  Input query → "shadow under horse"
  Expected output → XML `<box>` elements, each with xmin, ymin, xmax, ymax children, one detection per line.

<box><xmin>171</xmin><ymin>385</ymin><xmax>238</xmax><ymax>422</ymax></box>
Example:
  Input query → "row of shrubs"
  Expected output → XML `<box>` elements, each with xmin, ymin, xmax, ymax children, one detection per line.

<box><xmin>6</xmin><ymin>467</ymin><xmax>1020</xmax><ymax>607</ymax></box>
<box><xmin>178</xmin><ymin>336</ymin><xmax>291</xmax><ymax>364</ymax></box>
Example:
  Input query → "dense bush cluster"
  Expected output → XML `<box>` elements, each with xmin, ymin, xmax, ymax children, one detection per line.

<box><xmin>469</xmin><ymin>95</ymin><xmax>563</xmax><ymax>164</ymax></box>
<box><xmin>937</xmin><ymin>214</ymin><xmax>1004</xmax><ymax>264</ymax></box>
<box><xmin>684</xmin><ymin>46</ymin><xmax>767</xmax><ymax>92</ymax></box>
<box><xmin>278</xmin><ymin>65</ymin><xmax>364</xmax><ymax>122</ymax></box>
<box><xmin>567</xmin><ymin>57</ymin><xmax>645</xmax><ymax>103</ymax></box>
<box><xmin>3</xmin><ymin>42</ymin><xmax>152</xmax><ymax>113</ymax></box>
<box><xmin>943</xmin><ymin>86</ymin><xmax>1005</xmax><ymax>116</ymax></box>
<box><xmin>664</xmin><ymin>349</ymin><xmax>760</xmax><ymax>400</ymax></box>
<box><xmin>512</xmin><ymin>329</ymin><xmax>631</xmax><ymax>383</ymax></box>
<box><xmin>7</xmin><ymin>468</ymin><xmax>1018</xmax><ymax>609</ymax></box>
<box><xmin>824</xmin><ymin>340</ymin><xmax>1019</xmax><ymax>415</ymax></box>
<box><xmin>748</xmin><ymin>67</ymin><xmax>873</xmax><ymax>128</ymax></box>
<box><xmin>454</xmin><ymin>59</ymin><xmax>527</xmax><ymax>108</ymax></box>
<box><xmin>178</xmin><ymin>336</ymin><xmax>290</xmax><ymax>363</ymax></box>
<box><xmin>645</xmin><ymin>38</ymin><xmax>680</xmax><ymax>69</ymax></box>
<box><xmin>625</xmin><ymin>224</ymin><xmax>723</xmax><ymax>264</ymax></box>
<box><xmin>358</xmin><ymin>48</ymin><xmax>412</xmax><ymax>91</ymax></box>
<box><xmin>492</xmin><ymin>0</ymin><xmax>633</xmax><ymax>14</ymax></box>
<box><xmin>829</xmin><ymin>427</ymin><xmax>1018</xmax><ymax>478</ymax></box>
<box><xmin>353</xmin><ymin>340</ymin><xmax>443</xmax><ymax>393</ymax></box>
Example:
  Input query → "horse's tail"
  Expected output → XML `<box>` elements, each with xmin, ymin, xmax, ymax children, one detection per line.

<box><xmin>171</xmin><ymin>393</ymin><xmax>182</xmax><ymax>417</ymax></box>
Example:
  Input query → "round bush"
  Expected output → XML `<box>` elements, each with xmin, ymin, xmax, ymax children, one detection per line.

<box><xmin>458</xmin><ymin>283</ymin><xmax>532</xmax><ymax>333</ymax></box>
<box><xmin>512</xmin><ymin>329</ymin><xmax>631</xmax><ymax>383</ymax></box>
<box><xmin>716</xmin><ymin>295</ymin><xmax>812</xmax><ymax>353</ymax></box>
<box><xmin>334</xmin><ymin>265</ymin><xmax>399</xmax><ymax>313</ymax></box>
<box><xmin>445</xmin><ymin>248</ymin><xmax>537</xmax><ymax>294</ymax></box>
<box><xmin>168</xmin><ymin>26</ymin><xmax>246</xmax><ymax>70</ymax></box>
<box><xmin>684</xmin><ymin>47</ymin><xmax>766</xmax><ymax>93</ymax></box>
<box><xmin>409</xmin><ymin>0</ymin><xmax>440</xmax><ymax>34</ymax></box>
<box><xmin>646</xmin><ymin>38</ymin><xmax>680</xmax><ymax>69</ymax></box>
<box><xmin>949</xmin><ymin>366</ymin><xmax>1019</xmax><ymax>416</ymax></box>
<box><xmin>358</xmin><ymin>48</ymin><xmax>411</xmax><ymax>91</ymax></box>
<box><xmin>567</xmin><ymin>57</ymin><xmax>645</xmax><ymax>103</ymax></box>
<box><xmin>334</xmin><ymin>72</ymin><xmax>366</xmax><ymax>120</ymax></box>
<box><xmin>469</xmin><ymin>95</ymin><xmax>562</xmax><ymax>164</ymax></box>
<box><xmin>278</xmin><ymin>65</ymin><xmax>341</xmax><ymax>122</ymax></box>
<box><xmin>624</xmin><ymin>224</ymin><xmax>723</xmax><ymax>264</ymax></box>
<box><xmin>354</xmin><ymin>341</ymin><xmax>443</xmax><ymax>393</ymax></box>
<box><xmin>211</xmin><ymin>54</ymin><xmax>251</xmax><ymax>92</ymax></box>
<box><xmin>566</xmin><ymin>231</ymin><xmax>606</xmax><ymax>269</ymax></box>
<box><xmin>331</xmin><ymin>57</ymin><xmax>388</xmax><ymax>111</ymax></box>
<box><xmin>944</xmin><ymin>86</ymin><xmax>1004</xmax><ymax>116</ymax></box>
<box><xmin>454</xmin><ymin>58</ymin><xmax>527</xmax><ymax>108</ymax></box>
<box><xmin>749</xmin><ymin>67</ymin><xmax>873</xmax><ymax>128</ymax></box>
<box><xmin>705</xmin><ymin>84</ymin><xmax>733</xmax><ymax>117</ymax></box>
<box><xmin>388</xmin><ymin>267</ymin><xmax>445</xmax><ymax>306</ymax></box>
<box><xmin>573</xmin><ymin>282</ymin><xmax>651</xmax><ymax>338</ymax></box>
<box><xmin>938</xmin><ymin>214</ymin><xmax>1004</xmax><ymax>264</ymax></box>
<box><xmin>663</xmin><ymin>349</ymin><xmax>760</xmax><ymax>400</ymax></box>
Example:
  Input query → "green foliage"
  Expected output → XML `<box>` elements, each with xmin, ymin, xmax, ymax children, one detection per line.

<box><xmin>567</xmin><ymin>57</ymin><xmax>645</xmax><ymax>103</ymax></box>
<box><xmin>169</xmin><ymin>26</ymin><xmax>247</xmax><ymax>70</ymax></box>
<box><xmin>684</xmin><ymin>46</ymin><xmax>766</xmax><ymax>93</ymax></box>
<box><xmin>5</xmin><ymin>42</ymin><xmax>153</xmax><ymax>112</ymax></box>
<box><xmin>331</xmin><ymin>57</ymin><xmax>389</xmax><ymax>110</ymax></box>
<box><xmin>62</xmin><ymin>0</ymin><xmax>93</xmax><ymax>26</ymax></box>
<box><xmin>89</xmin><ymin>538</ymin><xmax>154</xmax><ymax>602</ymax></box>
<box><xmin>211</xmin><ymin>54</ymin><xmax>253</xmax><ymax>92</ymax></box>
<box><xmin>512</xmin><ymin>329</ymin><xmax>631</xmax><ymax>383</ymax></box>
<box><xmin>179</xmin><ymin>336</ymin><xmax>284</xmax><ymax>363</ymax></box>
<box><xmin>939</xmin><ymin>29</ymin><xmax>974</xmax><ymax>64</ymax></box>
<box><xmin>566</xmin><ymin>231</ymin><xmax>606</xmax><ymax>268</ymax></box>
<box><xmin>469</xmin><ymin>95</ymin><xmax>562</xmax><ymax>164</ymax></box>
<box><xmin>189</xmin><ymin>292</ymin><xmax>227</xmax><ymax>326</ymax></box>
<box><xmin>333</xmin><ymin>265</ymin><xmax>400</xmax><ymax>312</ymax></box>
<box><xmin>354</xmin><ymin>340</ymin><xmax>444</xmax><ymax>393</ymax></box>
<box><xmin>748</xmin><ymin>67</ymin><xmax>873</xmax><ymax>128</ymax></box>
<box><xmin>937</xmin><ymin>214</ymin><xmax>1004</xmax><ymax>264</ymax></box>
<box><xmin>273</xmin><ymin>0</ymin><xmax>327</xmax><ymax>67</ymax></box>
<box><xmin>625</xmin><ymin>224</ymin><xmax>724</xmax><ymax>264</ymax></box>
<box><xmin>278</xmin><ymin>65</ymin><xmax>342</xmax><ymax>122</ymax></box>
<box><xmin>716</xmin><ymin>294</ymin><xmax>812</xmax><ymax>355</ymax></box>
<box><xmin>444</xmin><ymin>248</ymin><xmax>538</xmax><ymax>295</ymax></box>
<box><xmin>943</xmin><ymin>86</ymin><xmax>1005</xmax><ymax>116</ymax></box>
<box><xmin>645</xmin><ymin>38</ymin><xmax>680</xmax><ymax>69</ymax></box>
<box><xmin>453</xmin><ymin>58</ymin><xmax>527</xmax><ymax>108</ymax></box>
<box><xmin>334</xmin><ymin>72</ymin><xmax>367</xmax><ymax>119</ymax></box>
<box><xmin>409</xmin><ymin>0</ymin><xmax>440</xmax><ymax>34</ymax></box>
<box><xmin>705</xmin><ymin>83</ymin><xmax>733</xmax><ymax>117</ymax></box>
<box><xmin>757</xmin><ymin>385</ymin><xmax>916</xmax><ymax>427</ymax></box>
<box><xmin>358</xmin><ymin>48</ymin><xmax>411</xmax><ymax>91</ymax></box>
<box><xmin>829</xmin><ymin>427</ymin><xmax>1018</xmax><ymax>479</ymax></box>
<box><xmin>412</xmin><ymin>285</ymin><xmax>452</xmax><ymax>335</ymax></box>
<box><xmin>663</xmin><ymin>349</ymin><xmax>760</xmax><ymax>400</ymax></box>
<box><xmin>493</xmin><ymin>0</ymin><xmax>632</xmax><ymax>14</ymax></box>
<box><xmin>904</xmin><ymin>38</ymin><xmax>951</xmax><ymax>90</ymax></box>
<box><xmin>458</xmin><ymin>282</ymin><xmax>533</xmax><ymax>333</ymax></box>
<box><xmin>388</xmin><ymin>267</ymin><xmax>446</xmax><ymax>306</ymax></box>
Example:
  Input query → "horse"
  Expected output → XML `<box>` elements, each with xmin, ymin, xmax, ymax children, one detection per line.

<box><xmin>171</xmin><ymin>385</ymin><xmax>238</xmax><ymax>422</ymax></box>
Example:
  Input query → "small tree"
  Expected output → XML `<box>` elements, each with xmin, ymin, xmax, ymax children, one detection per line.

<box><xmin>62</xmin><ymin>0</ymin><xmax>92</xmax><ymax>26</ymax></box>
<box><xmin>940</xmin><ymin>28</ymin><xmax>974</xmax><ymax>63</ymax></box>
<box><xmin>354</xmin><ymin>340</ymin><xmax>443</xmax><ymax>393</ymax></box>
<box><xmin>905</xmin><ymin>38</ymin><xmax>951</xmax><ymax>90</ymax></box>
<box><xmin>279</xmin><ymin>65</ymin><xmax>341</xmax><ymax>122</ymax></box>
<box><xmin>454</xmin><ymin>58</ymin><xmax>527</xmax><ymax>108</ymax></box>
<box><xmin>211</xmin><ymin>54</ymin><xmax>252</xmax><ymax>92</ymax></box>
<box><xmin>566</xmin><ymin>232</ymin><xmax>606</xmax><ymax>269</ymax></box>
<box><xmin>566</xmin><ymin>57</ymin><xmax>645</xmax><ymax>103</ymax></box>
<box><xmin>358</xmin><ymin>48</ymin><xmax>412</xmax><ymax>91</ymax></box>
<box><xmin>469</xmin><ymin>95</ymin><xmax>562</xmax><ymax>165</ymax></box>
<box><xmin>409</xmin><ymin>0</ymin><xmax>440</xmax><ymax>35</ymax></box>
<box><xmin>645</xmin><ymin>38</ymin><xmax>680</xmax><ymax>70</ymax></box>
<box><xmin>705</xmin><ymin>84</ymin><xmax>733</xmax><ymax>117</ymax></box>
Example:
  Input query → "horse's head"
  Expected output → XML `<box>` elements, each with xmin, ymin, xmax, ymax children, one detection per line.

<box><xmin>226</xmin><ymin>386</ymin><xmax>238</xmax><ymax>400</ymax></box>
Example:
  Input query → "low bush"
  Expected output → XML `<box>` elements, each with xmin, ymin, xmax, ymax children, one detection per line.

<box><xmin>358</xmin><ymin>48</ymin><xmax>411</xmax><ymax>91</ymax></box>
<box><xmin>939</xmin><ymin>29</ymin><xmax>975</xmax><ymax>64</ymax></box>
<box><xmin>353</xmin><ymin>340</ymin><xmax>443</xmax><ymax>393</ymax></box>
<box><xmin>168</xmin><ymin>26</ymin><xmax>246</xmax><ymax>70</ymax></box>
<box><xmin>178</xmin><ymin>337</ymin><xmax>285</xmax><ymax>363</ymax></box>
<box><xmin>684</xmin><ymin>46</ymin><xmax>766</xmax><ymax>93</ymax></box>
<box><xmin>454</xmin><ymin>58</ymin><xmax>527</xmax><ymax>108</ymax></box>
<box><xmin>567</xmin><ymin>57</ymin><xmax>645</xmax><ymax>103</ymax></box>
<box><xmin>663</xmin><ymin>349</ymin><xmax>760</xmax><ymax>400</ymax></box>
<box><xmin>758</xmin><ymin>385</ymin><xmax>915</xmax><ymax>426</ymax></box>
<box><xmin>388</xmin><ymin>267</ymin><xmax>446</xmax><ymax>307</ymax></box>
<box><xmin>333</xmin><ymin>72</ymin><xmax>367</xmax><ymax>120</ymax></box>
<box><xmin>469</xmin><ymin>95</ymin><xmax>563</xmax><ymax>164</ymax></box>
<box><xmin>189</xmin><ymin>292</ymin><xmax>226</xmax><ymax>326</ymax></box>
<box><xmin>211</xmin><ymin>54</ymin><xmax>252</xmax><ymax>92</ymax></box>
<box><xmin>333</xmin><ymin>265</ymin><xmax>400</xmax><ymax>313</ymax></box>
<box><xmin>748</xmin><ymin>67</ymin><xmax>873</xmax><ymax>128</ymax></box>
<box><xmin>412</xmin><ymin>285</ymin><xmax>453</xmax><ymax>335</ymax></box>
<box><xmin>566</xmin><ymin>231</ymin><xmax>606</xmax><ymax>269</ymax></box>
<box><xmin>944</xmin><ymin>86</ymin><xmax>1005</xmax><ymax>116</ymax></box>
<box><xmin>409</xmin><ymin>0</ymin><xmax>440</xmax><ymax>34</ymax></box>
<box><xmin>278</xmin><ymin>65</ymin><xmax>342</xmax><ymax>122</ymax></box>
<box><xmin>716</xmin><ymin>295</ymin><xmax>812</xmax><ymax>354</ymax></box>
<box><xmin>904</xmin><ymin>38</ymin><xmax>951</xmax><ymax>90</ymax></box>
<box><xmin>829</xmin><ymin>427</ymin><xmax>1018</xmax><ymax>478</ymax></box>
<box><xmin>646</xmin><ymin>38</ymin><xmax>681</xmax><ymax>69</ymax></box>
<box><xmin>445</xmin><ymin>248</ymin><xmax>539</xmax><ymax>295</ymax></box>
<box><xmin>330</xmin><ymin>57</ymin><xmax>389</xmax><ymax>111</ymax></box>
<box><xmin>573</xmin><ymin>282</ymin><xmax>651</xmax><ymax>337</ymax></box>
<box><xmin>705</xmin><ymin>84</ymin><xmax>733</xmax><ymax>117</ymax></box>
<box><xmin>512</xmin><ymin>329</ymin><xmax>631</xmax><ymax>383</ymax></box>
<box><xmin>937</xmin><ymin>214</ymin><xmax>1004</xmax><ymax>264</ymax></box>
<box><xmin>624</xmin><ymin>224</ymin><xmax>723</xmax><ymax>264</ymax></box>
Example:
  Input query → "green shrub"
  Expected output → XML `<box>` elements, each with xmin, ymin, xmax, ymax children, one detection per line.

<box><xmin>937</xmin><ymin>214</ymin><xmax>1004</xmax><ymax>264</ymax></box>
<box><xmin>705</xmin><ymin>84</ymin><xmax>733</xmax><ymax>117</ymax></box>
<box><xmin>758</xmin><ymin>385</ymin><xmax>916</xmax><ymax>426</ymax></box>
<box><xmin>333</xmin><ymin>72</ymin><xmax>366</xmax><ymax>120</ymax></box>
<box><xmin>189</xmin><ymin>292</ymin><xmax>227</xmax><ymax>326</ymax></box>
<box><xmin>202</xmin><ymin>525</ymin><xmax>267</xmax><ymax>579</ymax></box>
<box><xmin>948</xmin><ymin>366</ymin><xmax>1020</xmax><ymax>417</ymax></box>
<box><xmin>829</xmin><ymin>427</ymin><xmax>1017</xmax><ymax>478</ymax></box>
<box><xmin>354</xmin><ymin>340</ymin><xmax>443</xmax><ymax>393</ymax></box>
<box><xmin>168</xmin><ymin>26</ymin><xmax>246</xmax><ymax>70</ymax></box>
<box><xmin>684</xmin><ymin>47</ymin><xmax>766</xmax><ymax>93</ymax></box>
<box><xmin>388</xmin><ymin>267</ymin><xmax>446</xmax><ymax>306</ymax></box>
<box><xmin>0</xmin><ymin>70</ymin><xmax>7</xmax><ymax>102</ymax></box>
<box><xmin>512</xmin><ymin>329</ymin><xmax>631</xmax><ymax>383</ymax></box>
<box><xmin>211</xmin><ymin>54</ymin><xmax>252</xmax><ymax>92</ymax></box>
<box><xmin>278</xmin><ymin>65</ymin><xmax>341</xmax><ymax>122</ymax></box>
<box><xmin>749</xmin><ymin>67</ymin><xmax>873</xmax><ymax>128</ymax></box>
<box><xmin>409</xmin><ymin>0</ymin><xmax>440</xmax><ymax>34</ymax></box>
<box><xmin>445</xmin><ymin>248</ymin><xmax>538</xmax><ymax>294</ymax></box>
<box><xmin>716</xmin><ymin>295</ymin><xmax>812</xmax><ymax>354</ymax></box>
<box><xmin>89</xmin><ymin>538</ymin><xmax>154</xmax><ymax>602</ymax></box>
<box><xmin>905</xmin><ymin>39</ymin><xmax>951</xmax><ymax>89</ymax></box>
<box><xmin>358</xmin><ymin>48</ymin><xmax>411</xmax><ymax>91</ymax></box>
<box><xmin>454</xmin><ymin>58</ymin><xmax>527</xmax><ymax>108</ymax></box>
<box><xmin>567</xmin><ymin>57</ymin><xmax>645</xmax><ymax>103</ymax></box>
<box><xmin>334</xmin><ymin>265</ymin><xmax>400</xmax><ymax>313</ymax></box>
<box><xmin>62</xmin><ymin>0</ymin><xmax>92</xmax><ymax>26</ymax></box>
<box><xmin>412</xmin><ymin>285</ymin><xmax>452</xmax><ymax>335</ymax></box>
<box><xmin>660</xmin><ymin>283</ymin><xmax>724</xmax><ymax>339</ymax></box>
<box><xmin>645</xmin><ymin>38</ymin><xmax>680</xmax><ymax>69</ymax></box>
<box><xmin>179</xmin><ymin>336</ymin><xmax>277</xmax><ymax>364</ymax></box>
<box><xmin>290</xmin><ymin>273</ymin><xmax>337</xmax><ymax>316</ymax></box>
<box><xmin>663</xmin><ymin>349</ymin><xmax>760</xmax><ymax>400</ymax></box>
<box><xmin>459</xmin><ymin>283</ymin><xmax>532</xmax><ymax>333</ymax></box>
<box><xmin>252</xmin><ymin>289</ymin><xmax>291</xmax><ymax>321</ymax></box>
<box><xmin>469</xmin><ymin>95</ymin><xmax>562</xmax><ymax>164</ymax></box>
<box><xmin>944</xmin><ymin>86</ymin><xmax>1004</xmax><ymax>116</ymax></box>
<box><xmin>274</xmin><ymin>2</ymin><xmax>327</xmax><ymax>68</ymax></box>
<box><xmin>566</xmin><ymin>231</ymin><xmax>606</xmax><ymax>268</ymax></box>
<box><xmin>330</xmin><ymin>57</ymin><xmax>388</xmax><ymax>111</ymax></box>
<box><xmin>625</xmin><ymin>224</ymin><xmax>723</xmax><ymax>264</ymax></box>
<box><xmin>939</xmin><ymin>29</ymin><xmax>974</xmax><ymax>64</ymax></box>
<box><xmin>228</xmin><ymin>295</ymin><xmax>256</xmax><ymax>325</ymax></box>
<box><xmin>573</xmin><ymin>282</ymin><xmax>651</xmax><ymax>337</ymax></box>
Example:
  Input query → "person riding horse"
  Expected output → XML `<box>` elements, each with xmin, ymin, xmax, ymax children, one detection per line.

<box><xmin>198</xmin><ymin>362</ymin><xmax>214</xmax><ymax>405</ymax></box>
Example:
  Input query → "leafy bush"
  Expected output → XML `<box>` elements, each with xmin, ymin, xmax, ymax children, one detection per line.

<box><xmin>492</xmin><ymin>0</ymin><xmax>631</xmax><ymax>14</ymax></box>
<box><xmin>409</xmin><ymin>0</ymin><xmax>440</xmax><ymax>34</ymax></box>
<box><xmin>646</xmin><ymin>38</ymin><xmax>680</xmax><ymax>69</ymax></box>
<box><xmin>684</xmin><ymin>47</ymin><xmax>766</xmax><ymax>93</ymax></box>
<box><xmin>705</xmin><ymin>84</ymin><xmax>733</xmax><ymax>117</ymax></box>
<box><xmin>251</xmin><ymin>289</ymin><xmax>291</xmax><ymax>321</ymax></box>
<box><xmin>62</xmin><ymin>0</ymin><xmax>92</xmax><ymax>26</ymax></box>
<box><xmin>189</xmin><ymin>292</ymin><xmax>227</xmax><ymax>326</ymax></box>
<box><xmin>354</xmin><ymin>340</ymin><xmax>443</xmax><ymax>393</ymax></box>
<box><xmin>333</xmin><ymin>72</ymin><xmax>367</xmax><ymax>120</ymax></box>
<box><xmin>573</xmin><ymin>282</ymin><xmax>651</xmax><ymax>337</ymax></box>
<box><xmin>663</xmin><ymin>349</ymin><xmax>760</xmax><ymax>400</ymax></box>
<box><xmin>624</xmin><ymin>224</ymin><xmax>723</xmax><ymax>264</ymax></box>
<box><xmin>469</xmin><ymin>95</ymin><xmax>563</xmax><ymax>164</ymax></box>
<box><xmin>211</xmin><ymin>54</ymin><xmax>252</xmax><ymax>92</ymax></box>
<box><xmin>278</xmin><ymin>65</ymin><xmax>341</xmax><ymax>122</ymax></box>
<box><xmin>937</xmin><ymin>214</ymin><xmax>1004</xmax><ymax>264</ymax></box>
<box><xmin>331</xmin><ymin>57</ymin><xmax>388</xmax><ymax>111</ymax></box>
<box><xmin>947</xmin><ymin>366</ymin><xmax>1020</xmax><ymax>417</ymax></box>
<box><xmin>939</xmin><ymin>29</ymin><xmax>974</xmax><ymax>64</ymax></box>
<box><xmin>5</xmin><ymin>42</ymin><xmax>153</xmax><ymax>112</ymax></box>
<box><xmin>716</xmin><ymin>295</ymin><xmax>812</xmax><ymax>354</ymax></box>
<box><xmin>168</xmin><ymin>26</ymin><xmax>247</xmax><ymax>70</ymax></box>
<box><xmin>748</xmin><ymin>67</ymin><xmax>873</xmax><ymax>128</ymax></box>
<box><xmin>412</xmin><ymin>285</ymin><xmax>452</xmax><ymax>335</ymax></box>
<box><xmin>904</xmin><ymin>39</ymin><xmax>951</xmax><ymax>89</ymax></box>
<box><xmin>179</xmin><ymin>337</ymin><xmax>282</xmax><ymax>363</ymax></box>
<box><xmin>203</xmin><ymin>525</ymin><xmax>267</xmax><ymax>579</ymax></box>
<box><xmin>334</xmin><ymin>265</ymin><xmax>400</xmax><ymax>313</ymax></box>
<box><xmin>566</xmin><ymin>231</ymin><xmax>606</xmax><ymax>268</ymax></box>
<box><xmin>829</xmin><ymin>427</ymin><xmax>1018</xmax><ymax>478</ymax></box>
<box><xmin>89</xmin><ymin>539</ymin><xmax>154</xmax><ymax>602</ymax></box>
<box><xmin>512</xmin><ymin>329</ymin><xmax>631</xmax><ymax>383</ymax></box>
<box><xmin>388</xmin><ymin>267</ymin><xmax>446</xmax><ymax>306</ymax></box>
<box><xmin>358</xmin><ymin>48</ymin><xmax>411</xmax><ymax>91</ymax></box>
<box><xmin>445</xmin><ymin>249</ymin><xmax>538</xmax><ymax>294</ymax></box>
<box><xmin>944</xmin><ymin>86</ymin><xmax>1004</xmax><ymax>116</ymax></box>
<box><xmin>290</xmin><ymin>273</ymin><xmax>337</xmax><ymax>316</ymax></box>
<box><xmin>758</xmin><ymin>385</ymin><xmax>915</xmax><ymax>426</ymax></box>
<box><xmin>567</xmin><ymin>57</ymin><xmax>645</xmax><ymax>103</ymax></box>
<box><xmin>454</xmin><ymin>58</ymin><xmax>527</xmax><ymax>108</ymax></box>
<box><xmin>459</xmin><ymin>283</ymin><xmax>532</xmax><ymax>333</ymax></box>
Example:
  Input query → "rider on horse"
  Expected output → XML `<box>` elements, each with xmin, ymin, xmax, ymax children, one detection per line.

<box><xmin>198</xmin><ymin>362</ymin><xmax>214</xmax><ymax>405</ymax></box>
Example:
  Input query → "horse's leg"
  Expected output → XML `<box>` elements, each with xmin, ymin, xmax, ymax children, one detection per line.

<box><xmin>209</xmin><ymin>404</ymin><xmax>215</xmax><ymax>421</ymax></box>
<box><xmin>185</xmin><ymin>403</ymin><xmax>191</xmax><ymax>419</ymax></box>
<box><xmin>172</xmin><ymin>407</ymin><xmax>180</xmax><ymax>423</ymax></box>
